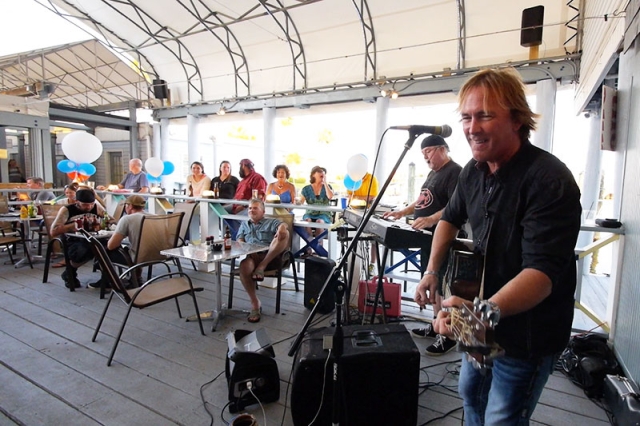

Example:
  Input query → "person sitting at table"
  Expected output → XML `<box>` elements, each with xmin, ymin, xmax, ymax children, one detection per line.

<box><xmin>299</xmin><ymin>166</ymin><xmax>333</xmax><ymax>250</ymax></box>
<box><xmin>210</xmin><ymin>160</ymin><xmax>240</xmax><ymax>200</ymax></box>
<box><xmin>104</xmin><ymin>194</ymin><xmax>150</xmax><ymax>287</ymax></box>
<box><xmin>50</xmin><ymin>188</ymin><xmax>107</xmax><ymax>289</ymax></box>
<box><xmin>56</xmin><ymin>183</ymin><xmax>79</xmax><ymax>205</ymax></box>
<box><xmin>224</xmin><ymin>159</ymin><xmax>267</xmax><ymax>237</ymax></box>
<box><xmin>236</xmin><ymin>199</ymin><xmax>289</xmax><ymax>323</ymax></box>
<box><xmin>26</xmin><ymin>177</ymin><xmax>56</xmax><ymax>202</ymax></box>
<box><xmin>8</xmin><ymin>159</ymin><xmax>24</xmax><ymax>183</ymax></box>
<box><xmin>266</xmin><ymin>164</ymin><xmax>296</xmax><ymax>204</ymax></box>
<box><xmin>98</xmin><ymin>158</ymin><xmax>149</xmax><ymax>193</ymax></box>
<box><xmin>186</xmin><ymin>161</ymin><xmax>211</xmax><ymax>198</ymax></box>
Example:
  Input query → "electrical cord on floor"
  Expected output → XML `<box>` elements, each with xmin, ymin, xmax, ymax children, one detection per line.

<box><xmin>419</xmin><ymin>406</ymin><xmax>464</xmax><ymax>425</ymax></box>
<box><xmin>199</xmin><ymin>369</ymin><xmax>225</xmax><ymax>426</ymax></box>
<box><xmin>246</xmin><ymin>382</ymin><xmax>267</xmax><ymax>426</ymax></box>
<box><xmin>307</xmin><ymin>348</ymin><xmax>332</xmax><ymax>426</ymax></box>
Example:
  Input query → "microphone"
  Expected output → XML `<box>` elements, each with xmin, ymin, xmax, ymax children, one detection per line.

<box><xmin>390</xmin><ymin>124</ymin><xmax>452</xmax><ymax>137</ymax></box>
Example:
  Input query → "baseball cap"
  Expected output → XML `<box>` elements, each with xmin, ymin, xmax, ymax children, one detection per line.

<box><xmin>239</xmin><ymin>159</ymin><xmax>254</xmax><ymax>168</ymax></box>
<box><xmin>125</xmin><ymin>195</ymin><xmax>147</xmax><ymax>207</ymax></box>
<box><xmin>420</xmin><ymin>134</ymin><xmax>449</xmax><ymax>150</ymax></box>
<box><xmin>75</xmin><ymin>188</ymin><xmax>96</xmax><ymax>203</ymax></box>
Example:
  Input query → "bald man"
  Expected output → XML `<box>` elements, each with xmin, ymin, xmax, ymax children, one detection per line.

<box><xmin>118</xmin><ymin>158</ymin><xmax>149</xmax><ymax>193</ymax></box>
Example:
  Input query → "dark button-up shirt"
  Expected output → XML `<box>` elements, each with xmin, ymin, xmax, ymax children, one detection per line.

<box><xmin>443</xmin><ymin>141</ymin><xmax>582</xmax><ymax>359</ymax></box>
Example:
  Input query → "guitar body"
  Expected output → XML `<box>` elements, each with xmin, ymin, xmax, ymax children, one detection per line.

<box><xmin>444</xmin><ymin>239</ymin><xmax>483</xmax><ymax>300</ymax></box>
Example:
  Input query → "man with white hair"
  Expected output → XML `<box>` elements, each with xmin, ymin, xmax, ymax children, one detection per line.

<box><xmin>118</xmin><ymin>158</ymin><xmax>149</xmax><ymax>193</ymax></box>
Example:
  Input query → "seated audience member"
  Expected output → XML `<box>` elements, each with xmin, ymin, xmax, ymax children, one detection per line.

<box><xmin>224</xmin><ymin>159</ymin><xmax>267</xmax><ymax>237</ymax></box>
<box><xmin>266</xmin><ymin>164</ymin><xmax>296</xmax><ymax>204</ymax></box>
<box><xmin>50</xmin><ymin>188</ymin><xmax>107</xmax><ymax>289</ymax></box>
<box><xmin>229</xmin><ymin>159</ymin><xmax>267</xmax><ymax>214</ymax></box>
<box><xmin>186</xmin><ymin>161</ymin><xmax>211</xmax><ymax>198</ymax></box>
<box><xmin>210</xmin><ymin>160</ymin><xmax>240</xmax><ymax>200</ymax></box>
<box><xmin>27</xmin><ymin>177</ymin><xmax>56</xmax><ymax>202</ymax></box>
<box><xmin>105</xmin><ymin>195</ymin><xmax>151</xmax><ymax>287</ymax></box>
<box><xmin>236</xmin><ymin>199</ymin><xmax>289</xmax><ymax>323</ymax></box>
<box><xmin>57</xmin><ymin>183</ymin><xmax>79</xmax><ymax>205</ymax></box>
<box><xmin>8</xmin><ymin>159</ymin><xmax>24</xmax><ymax>183</ymax></box>
<box><xmin>350</xmin><ymin>171</ymin><xmax>379</xmax><ymax>204</ymax></box>
<box><xmin>299</xmin><ymin>166</ymin><xmax>333</xmax><ymax>247</ymax></box>
<box><xmin>97</xmin><ymin>158</ymin><xmax>149</xmax><ymax>193</ymax></box>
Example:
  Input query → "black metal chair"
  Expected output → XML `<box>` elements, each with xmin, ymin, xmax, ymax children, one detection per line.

<box><xmin>80</xmin><ymin>229</ymin><xmax>205</xmax><ymax>366</ymax></box>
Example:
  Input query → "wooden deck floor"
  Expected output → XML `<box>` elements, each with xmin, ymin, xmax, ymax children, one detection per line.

<box><xmin>0</xmin><ymin>252</ymin><xmax>611</xmax><ymax>425</ymax></box>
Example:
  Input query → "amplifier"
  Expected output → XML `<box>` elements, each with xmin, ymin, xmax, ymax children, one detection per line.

<box><xmin>291</xmin><ymin>324</ymin><xmax>419</xmax><ymax>425</ymax></box>
<box><xmin>358</xmin><ymin>277</ymin><xmax>402</xmax><ymax>317</ymax></box>
<box><xmin>304</xmin><ymin>257</ymin><xmax>336</xmax><ymax>314</ymax></box>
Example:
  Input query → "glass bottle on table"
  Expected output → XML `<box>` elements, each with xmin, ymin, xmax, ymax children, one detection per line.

<box><xmin>224</xmin><ymin>226</ymin><xmax>232</xmax><ymax>250</ymax></box>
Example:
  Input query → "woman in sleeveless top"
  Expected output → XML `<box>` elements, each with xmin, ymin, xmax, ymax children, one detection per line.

<box><xmin>266</xmin><ymin>164</ymin><xmax>296</xmax><ymax>204</ymax></box>
<box><xmin>186</xmin><ymin>161</ymin><xmax>211</xmax><ymax>198</ymax></box>
<box><xmin>299</xmin><ymin>166</ymin><xmax>334</xmax><ymax>248</ymax></box>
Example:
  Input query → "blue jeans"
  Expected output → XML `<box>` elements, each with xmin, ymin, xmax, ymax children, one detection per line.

<box><xmin>458</xmin><ymin>352</ymin><xmax>558</xmax><ymax>425</ymax></box>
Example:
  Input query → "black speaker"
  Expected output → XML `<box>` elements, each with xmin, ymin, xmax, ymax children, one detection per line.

<box><xmin>225</xmin><ymin>329</ymin><xmax>280</xmax><ymax>413</ymax></box>
<box><xmin>152</xmin><ymin>79</ymin><xmax>169</xmax><ymax>99</ymax></box>
<box><xmin>520</xmin><ymin>5</ymin><xmax>544</xmax><ymax>47</ymax></box>
<box><xmin>291</xmin><ymin>324</ymin><xmax>420</xmax><ymax>426</ymax></box>
<box><xmin>304</xmin><ymin>257</ymin><xmax>336</xmax><ymax>314</ymax></box>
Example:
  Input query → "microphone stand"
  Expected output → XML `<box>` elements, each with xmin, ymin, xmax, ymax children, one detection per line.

<box><xmin>288</xmin><ymin>129</ymin><xmax>424</xmax><ymax>425</ymax></box>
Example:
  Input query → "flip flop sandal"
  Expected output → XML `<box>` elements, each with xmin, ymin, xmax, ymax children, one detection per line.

<box><xmin>251</xmin><ymin>269</ymin><xmax>265</xmax><ymax>282</ymax></box>
<box><xmin>247</xmin><ymin>307</ymin><xmax>262</xmax><ymax>323</ymax></box>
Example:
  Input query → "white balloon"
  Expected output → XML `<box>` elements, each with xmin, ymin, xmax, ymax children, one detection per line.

<box><xmin>145</xmin><ymin>157</ymin><xmax>164</xmax><ymax>177</ymax></box>
<box><xmin>61</xmin><ymin>131</ymin><xmax>103</xmax><ymax>164</ymax></box>
<box><xmin>347</xmin><ymin>154</ymin><xmax>368</xmax><ymax>181</ymax></box>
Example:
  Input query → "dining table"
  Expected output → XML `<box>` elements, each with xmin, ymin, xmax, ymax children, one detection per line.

<box><xmin>161</xmin><ymin>240</ymin><xmax>268</xmax><ymax>331</ymax></box>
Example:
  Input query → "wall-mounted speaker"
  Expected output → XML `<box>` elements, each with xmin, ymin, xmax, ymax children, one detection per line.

<box><xmin>152</xmin><ymin>79</ymin><xmax>169</xmax><ymax>99</ymax></box>
<box><xmin>520</xmin><ymin>5</ymin><xmax>544</xmax><ymax>47</ymax></box>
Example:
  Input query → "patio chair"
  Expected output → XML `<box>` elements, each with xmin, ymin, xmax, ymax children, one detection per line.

<box><xmin>41</xmin><ymin>204</ymin><xmax>69</xmax><ymax>284</ymax></box>
<box><xmin>0</xmin><ymin>220</ymin><xmax>32</xmax><ymax>268</ymax></box>
<box><xmin>112</xmin><ymin>212</ymin><xmax>184</xmax><ymax>287</ymax></box>
<box><xmin>173</xmin><ymin>201</ymin><xmax>199</xmax><ymax>269</ymax></box>
<box><xmin>80</xmin><ymin>229</ymin><xmax>205</xmax><ymax>366</ymax></box>
<box><xmin>227</xmin><ymin>213</ymin><xmax>299</xmax><ymax>314</ymax></box>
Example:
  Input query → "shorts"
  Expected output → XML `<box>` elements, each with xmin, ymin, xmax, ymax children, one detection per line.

<box><xmin>246</xmin><ymin>251</ymin><xmax>284</xmax><ymax>270</ymax></box>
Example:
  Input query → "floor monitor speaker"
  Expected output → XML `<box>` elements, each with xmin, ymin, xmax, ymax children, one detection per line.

<box><xmin>304</xmin><ymin>257</ymin><xmax>336</xmax><ymax>314</ymax></box>
<box><xmin>225</xmin><ymin>329</ymin><xmax>279</xmax><ymax>413</ymax></box>
<box><xmin>291</xmin><ymin>324</ymin><xmax>420</xmax><ymax>425</ymax></box>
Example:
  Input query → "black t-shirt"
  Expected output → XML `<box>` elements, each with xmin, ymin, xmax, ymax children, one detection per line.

<box><xmin>211</xmin><ymin>175</ymin><xmax>240</xmax><ymax>200</ymax></box>
<box><xmin>414</xmin><ymin>160</ymin><xmax>462</xmax><ymax>231</ymax></box>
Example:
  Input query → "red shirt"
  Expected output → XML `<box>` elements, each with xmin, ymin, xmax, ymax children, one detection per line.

<box><xmin>233</xmin><ymin>171</ymin><xmax>267</xmax><ymax>213</ymax></box>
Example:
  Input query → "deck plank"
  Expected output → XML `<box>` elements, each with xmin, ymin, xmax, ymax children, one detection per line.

<box><xmin>0</xmin><ymin>253</ymin><xmax>611</xmax><ymax>425</ymax></box>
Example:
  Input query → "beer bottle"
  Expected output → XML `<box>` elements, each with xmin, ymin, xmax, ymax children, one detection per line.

<box><xmin>223</xmin><ymin>227</ymin><xmax>232</xmax><ymax>250</ymax></box>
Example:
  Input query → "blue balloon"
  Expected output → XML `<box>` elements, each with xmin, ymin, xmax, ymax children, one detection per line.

<box><xmin>162</xmin><ymin>161</ymin><xmax>175</xmax><ymax>176</ymax></box>
<box><xmin>343</xmin><ymin>175</ymin><xmax>362</xmax><ymax>191</ymax></box>
<box><xmin>147</xmin><ymin>175</ymin><xmax>161</xmax><ymax>183</ymax></box>
<box><xmin>57</xmin><ymin>159</ymin><xmax>77</xmax><ymax>173</ymax></box>
<box><xmin>77</xmin><ymin>163</ymin><xmax>96</xmax><ymax>176</ymax></box>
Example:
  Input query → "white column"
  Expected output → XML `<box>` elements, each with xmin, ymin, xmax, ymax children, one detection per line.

<box><xmin>533</xmin><ymin>79</ymin><xmax>556</xmax><ymax>152</ymax></box>
<box><xmin>576</xmin><ymin>112</ymin><xmax>602</xmax><ymax>267</ymax></box>
<box><xmin>159</xmin><ymin>119</ymin><xmax>170</xmax><ymax>190</ymax></box>
<box><xmin>263</xmin><ymin>107</ymin><xmax>276</xmax><ymax>177</ymax></box>
<box><xmin>187</xmin><ymin>114</ymin><xmax>199</xmax><ymax>163</ymax></box>
<box><xmin>374</xmin><ymin>97</ymin><xmax>389</xmax><ymax>186</ymax></box>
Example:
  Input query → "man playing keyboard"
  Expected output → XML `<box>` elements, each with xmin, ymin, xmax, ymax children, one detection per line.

<box><xmin>383</xmin><ymin>134</ymin><xmax>462</xmax><ymax>355</ymax></box>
